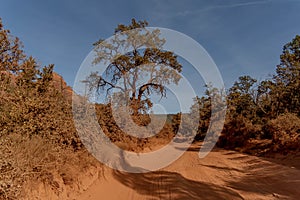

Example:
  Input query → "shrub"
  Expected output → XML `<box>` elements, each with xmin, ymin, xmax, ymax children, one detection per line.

<box><xmin>264</xmin><ymin>113</ymin><xmax>300</xmax><ymax>153</ymax></box>
<box><xmin>0</xmin><ymin>134</ymin><xmax>97</xmax><ymax>200</ymax></box>
<box><xmin>217</xmin><ymin>115</ymin><xmax>262</xmax><ymax>149</ymax></box>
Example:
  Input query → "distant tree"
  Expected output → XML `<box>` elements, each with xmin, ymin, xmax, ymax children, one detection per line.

<box><xmin>228</xmin><ymin>75</ymin><xmax>257</xmax><ymax>120</ymax></box>
<box><xmin>190</xmin><ymin>95</ymin><xmax>211</xmax><ymax>140</ymax></box>
<box><xmin>189</xmin><ymin>85</ymin><xmax>226</xmax><ymax>141</ymax></box>
<box><xmin>255</xmin><ymin>79</ymin><xmax>272</xmax><ymax>118</ymax></box>
<box><xmin>86</xmin><ymin>19</ymin><xmax>182</xmax><ymax>121</ymax></box>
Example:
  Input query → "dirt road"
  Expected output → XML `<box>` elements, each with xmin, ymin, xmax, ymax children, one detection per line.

<box><xmin>79</xmin><ymin>144</ymin><xmax>300</xmax><ymax>200</ymax></box>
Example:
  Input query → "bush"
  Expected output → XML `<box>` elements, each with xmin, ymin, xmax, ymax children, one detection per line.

<box><xmin>0</xmin><ymin>134</ymin><xmax>97</xmax><ymax>200</ymax></box>
<box><xmin>217</xmin><ymin>115</ymin><xmax>262</xmax><ymax>149</ymax></box>
<box><xmin>264</xmin><ymin>113</ymin><xmax>300</xmax><ymax>153</ymax></box>
<box><xmin>94</xmin><ymin>103</ymin><xmax>176</xmax><ymax>152</ymax></box>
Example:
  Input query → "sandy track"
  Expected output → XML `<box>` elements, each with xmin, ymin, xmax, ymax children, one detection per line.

<box><xmin>79</xmin><ymin>144</ymin><xmax>300</xmax><ymax>200</ymax></box>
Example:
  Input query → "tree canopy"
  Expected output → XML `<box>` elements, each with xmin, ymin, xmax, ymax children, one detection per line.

<box><xmin>86</xmin><ymin>19</ymin><xmax>182</xmax><ymax>117</ymax></box>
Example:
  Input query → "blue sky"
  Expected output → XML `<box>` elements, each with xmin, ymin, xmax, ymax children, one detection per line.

<box><xmin>1</xmin><ymin>0</ymin><xmax>300</xmax><ymax>112</ymax></box>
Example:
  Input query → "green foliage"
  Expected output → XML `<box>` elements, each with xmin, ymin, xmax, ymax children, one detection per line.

<box><xmin>272</xmin><ymin>35</ymin><xmax>300</xmax><ymax>116</ymax></box>
<box><xmin>253</xmin><ymin>35</ymin><xmax>300</xmax><ymax>118</ymax></box>
<box><xmin>228</xmin><ymin>75</ymin><xmax>258</xmax><ymax>119</ymax></box>
<box><xmin>218</xmin><ymin>115</ymin><xmax>262</xmax><ymax>149</ymax></box>
<box><xmin>190</xmin><ymin>95</ymin><xmax>211</xmax><ymax>141</ymax></box>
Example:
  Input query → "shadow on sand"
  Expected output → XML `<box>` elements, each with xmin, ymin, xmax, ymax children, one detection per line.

<box><xmin>112</xmin><ymin>170</ymin><xmax>243</xmax><ymax>200</ymax></box>
<box><xmin>221</xmin><ymin>151</ymin><xmax>300</xmax><ymax>199</ymax></box>
<box><xmin>110</xmin><ymin>143</ymin><xmax>300</xmax><ymax>199</ymax></box>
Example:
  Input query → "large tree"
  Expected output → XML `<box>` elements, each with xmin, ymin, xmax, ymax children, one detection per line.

<box><xmin>86</xmin><ymin>19</ymin><xmax>182</xmax><ymax>119</ymax></box>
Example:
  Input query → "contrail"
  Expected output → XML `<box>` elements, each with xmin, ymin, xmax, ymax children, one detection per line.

<box><xmin>177</xmin><ymin>0</ymin><xmax>271</xmax><ymax>16</ymax></box>
<box><xmin>213</xmin><ymin>0</ymin><xmax>271</xmax><ymax>9</ymax></box>
<box><xmin>221</xmin><ymin>0</ymin><xmax>270</xmax><ymax>7</ymax></box>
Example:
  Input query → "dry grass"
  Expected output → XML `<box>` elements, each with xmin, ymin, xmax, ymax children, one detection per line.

<box><xmin>0</xmin><ymin>133</ymin><xmax>100</xmax><ymax>200</ymax></box>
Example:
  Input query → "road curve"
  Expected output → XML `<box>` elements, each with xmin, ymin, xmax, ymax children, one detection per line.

<box><xmin>79</xmin><ymin>144</ymin><xmax>300</xmax><ymax>200</ymax></box>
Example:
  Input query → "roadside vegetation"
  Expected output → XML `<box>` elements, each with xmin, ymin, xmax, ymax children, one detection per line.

<box><xmin>0</xmin><ymin>19</ymin><xmax>98</xmax><ymax>199</ymax></box>
<box><xmin>195</xmin><ymin>35</ymin><xmax>300</xmax><ymax>155</ymax></box>
<box><xmin>0</xmin><ymin>18</ymin><xmax>299</xmax><ymax>199</ymax></box>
